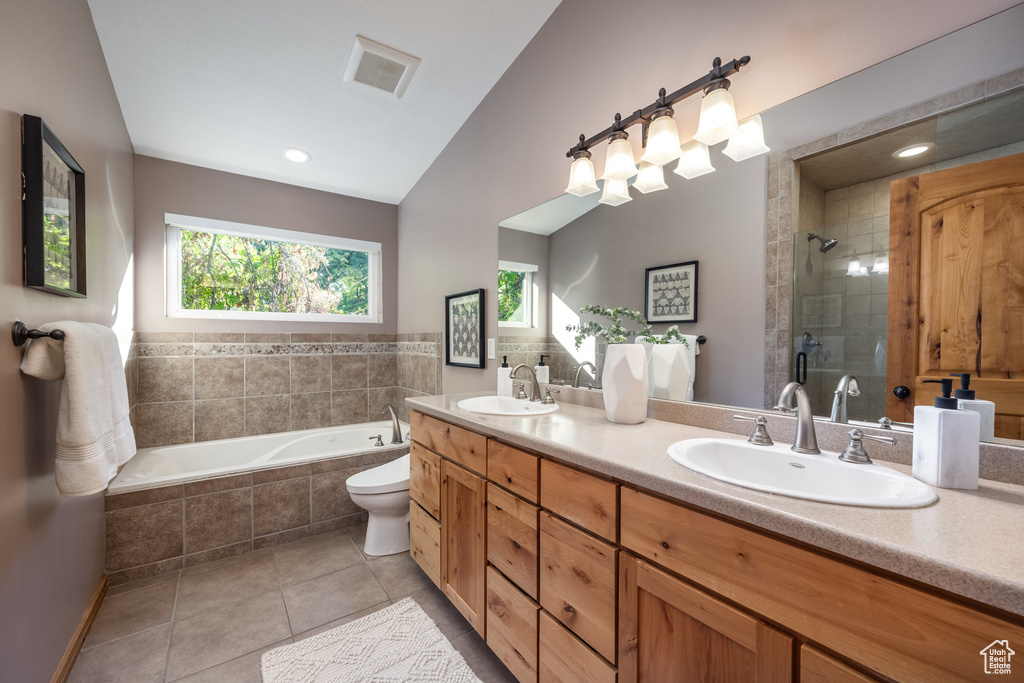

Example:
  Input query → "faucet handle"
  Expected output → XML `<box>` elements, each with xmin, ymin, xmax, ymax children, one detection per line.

<box><xmin>514</xmin><ymin>383</ymin><xmax>528</xmax><ymax>400</ymax></box>
<box><xmin>369</xmin><ymin>434</ymin><xmax>384</xmax><ymax>447</ymax></box>
<box><xmin>542</xmin><ymin>388</ymin><xmax>559</xmax><ymax>405</ymax></box>
<box><xmin>733</xmin><ymin>415</ymin><xmax>774</xmax><ymax>446</ymax></box>
<box><xmin>838</xmin><ymin>428</ymin><xmax>896</xmax><ymax>464</ymax></box>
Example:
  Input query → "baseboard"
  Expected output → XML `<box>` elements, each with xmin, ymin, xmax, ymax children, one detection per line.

<box><xmin>50</xmin><ymin>573</ymin><xmax>109</xmax><ymax>683</ymax></box>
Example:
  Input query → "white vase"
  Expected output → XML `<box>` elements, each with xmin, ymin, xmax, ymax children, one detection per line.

<box><xmin>601</xmin><ymin>344</ymin><xmax>649</xmax><ymax>424</ymax></box>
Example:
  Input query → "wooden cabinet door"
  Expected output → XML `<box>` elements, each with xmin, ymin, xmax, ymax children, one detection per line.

<box><xmin>888</xmin><ymin>152</ymin><xmax>1024</xmax><ymax>437</ymax></box>
<box><xmin>441</xmin><ymin>458</ymin><xmax>487</xmax><ymax>636</ymax></box>
<box><xmin>619</xmin><ymin>555</ymin><xmax>792</xmax><ymax>683</ymax></box>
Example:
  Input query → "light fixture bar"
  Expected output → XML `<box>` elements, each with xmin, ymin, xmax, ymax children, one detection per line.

<box><xmin>565</xmin><ymin>56</ymin><xmax>751</xmax><ymax>159</ymax></box>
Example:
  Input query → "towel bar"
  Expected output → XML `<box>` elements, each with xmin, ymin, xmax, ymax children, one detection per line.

<box><xmin>12</xmin><ymin>321</ymin><xmax>65</xmax><ymax>347</ymax></box>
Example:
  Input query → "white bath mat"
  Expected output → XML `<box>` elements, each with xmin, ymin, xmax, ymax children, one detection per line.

<box><xmin>260</xmin><ymin>598</ymin><xmax>483</xmax><ymax>683</ymax></box>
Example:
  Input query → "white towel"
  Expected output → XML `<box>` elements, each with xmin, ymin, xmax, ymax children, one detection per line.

<box><xmin>678</xmin><ymin>335</ymin><xmax>701</xmax><ymax>401</ymax></box>
<box><xmin>20</xmin><ymin>322</ymin><xmax>136</xmax><ymax>496</ymax></box>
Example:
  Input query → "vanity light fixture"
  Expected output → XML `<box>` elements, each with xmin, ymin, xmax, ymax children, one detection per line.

<box><xmin>599</xmin><ymin>178</ymin><xmax>633</xmax><ymax>206</ymax></box>
<box><xmin>283</xmin><ymin>148</ymin><xmax>310</xmax><ymax>163</ymax></box>
<box><xmin>674</xmin><ymin>140</ymin><xmax>715</xmax><ymax>179</ymax></box>
<box><xmin>634</xmin><ymin>161</ymin><xmax>669</xmax><ymax>193</ymax></box>
<box><xmin>564</xmin><ymin>56</ymin><xmax>764</xmax><ymax>206</ymax></box>
<box><xmin>893</xmin><ymin>142</ymin><xmax>935</xmax><ymax>158</ymax></box>
<box><xmin>565</xmin><ymin>148</ymin><xmax>600</xmax><ymax>196</ymax></box>
<box><xmin>847</xmin><ymin>258</ymin><xmax>862</xmax><ymax>276</ymax></box>
<box><xmin>872</xmin><ymin>254</ymin><xmax>890</xmax><ymax>274</ymax></box>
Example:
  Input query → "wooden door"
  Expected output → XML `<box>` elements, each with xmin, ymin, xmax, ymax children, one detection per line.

<box><xmin>618</xmin><ymin>555</ymin><xmax>792</xmax><ymax>683</ymax></box>
<box><xmin>441</xmin><ymin>458</ymin><xmax>487</xmax><ymax>636</ymax></box>
<box><xmin>888</xmin><ymin>152</ymin><xmax>1024</xmax><ymax>436</ymax></box>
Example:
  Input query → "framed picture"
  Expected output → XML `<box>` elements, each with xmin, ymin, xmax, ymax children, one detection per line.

<box><xmin>22</xmin><ymin>114</ymin><xmax>86</xmax><ymax>298</ymax></box>
<box><xmin>645</xmin><ymin>260</ymin><xmax>698</xmax><ymax>323</ymax></box>
<box><xmin>445</xmin><ymin>288</ymin><xmax>485</xmax><ymax>368</ymax></box>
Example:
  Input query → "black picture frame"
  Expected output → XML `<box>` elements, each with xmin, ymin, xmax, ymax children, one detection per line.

<box><xmin>22</xmin><ymin>114</ymin><xmax>87</xmax><ymax>298</ymax></box>
<box><xmin>645</xmin><ymin>260</ymin><xmax>698</xmax><ymax>323</ymax></box>
<box><xmin>445</xmin><ymin>288</ymin><xmax>485</xmax><ymax>368</ymax></box>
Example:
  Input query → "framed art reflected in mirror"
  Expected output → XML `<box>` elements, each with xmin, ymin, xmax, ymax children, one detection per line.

<box><xmin>22</xmin><ymin>114</ymin><xmax>86</xmax><ymax>298</ymax></box>
<box><xmin>445</xmin><ymin>288</ymin><xmax>485</xmax><ymax>368</ymax></box>
<box><xmin>646</xmin><ymin>261</ymin><xmax>698</xmax><ymax>323</ymax></box>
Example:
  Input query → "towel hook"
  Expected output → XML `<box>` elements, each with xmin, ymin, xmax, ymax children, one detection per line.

<box><xmin>12</xmin><ymin>321</ymin><xmax>65</xmax><ymax>347</ymax></box>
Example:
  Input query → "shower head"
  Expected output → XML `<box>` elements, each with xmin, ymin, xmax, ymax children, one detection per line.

<box><xmin>808</xmin><ymin>233</ymin><xmax>839</xmax><ymax>253</ymax></box>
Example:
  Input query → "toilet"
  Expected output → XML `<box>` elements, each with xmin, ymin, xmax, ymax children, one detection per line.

<box><xmin>345</xmin><ymin>453</ymin><xmax>411</xmax><ymax>556</ymax></box>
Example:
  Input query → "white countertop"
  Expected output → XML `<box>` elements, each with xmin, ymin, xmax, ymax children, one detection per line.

<box><xmin>408</xmin><ymin>392</ymin><xmax>1024</xmax><ymax>618</ymax></box>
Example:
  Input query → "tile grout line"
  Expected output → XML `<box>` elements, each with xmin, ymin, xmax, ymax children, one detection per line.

<box><xmin>159</xmin><ymin>572</ymin><xmax>182</xmax><ymax>683</ymax></box>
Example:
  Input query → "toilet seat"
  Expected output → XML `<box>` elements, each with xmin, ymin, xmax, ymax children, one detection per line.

<box><xmin>346</xmin><ymin>453</ymin><xmax>410</xmax><ymax>494</ymax></box>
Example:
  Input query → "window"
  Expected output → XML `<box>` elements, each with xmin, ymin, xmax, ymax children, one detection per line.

<box><xmin>165</xmin><ymin>214</ymin><xmax>382</xmax><ymax>322</ymax></box>
<box><xmin>498</xmin><ymin>260</ymin><xmax>538</xmax><ymax>328</ymax></box>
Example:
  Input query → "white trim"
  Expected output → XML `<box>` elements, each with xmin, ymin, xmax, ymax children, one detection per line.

<box><xmin>498</xmin><ymin>260</ymin><xmax>539</xmax><ymax>273</ymax></box>
<box><xmin>164</xmin><ymin>214</ymin><xmax>382</xmax><ymax>323</ymax></box>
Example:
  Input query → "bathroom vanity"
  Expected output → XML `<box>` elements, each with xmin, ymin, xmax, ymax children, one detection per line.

<box><xmin>406</xmin><ymin>395</ymin><xmax>1024</xmax><ymax>683</ymax></box>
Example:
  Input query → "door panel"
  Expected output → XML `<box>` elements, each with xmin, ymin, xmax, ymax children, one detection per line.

<box><xmin>441</xmin><ymin>458</ymin><xmax>487</xmax><ymax>636</ymax></box>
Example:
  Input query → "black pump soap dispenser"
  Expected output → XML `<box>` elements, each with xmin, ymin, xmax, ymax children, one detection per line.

<box><xmin>534</xmin><ymin>354</ymin><xmax>550</xmax><ymax>383</ymax></box>
<box><xmin>497</xmin><ymin>356</ymin><xmax>513</xmax><ymax>396</ymax></box>
<box><xmin>949</xmin><ymin>373</ymin><xmax>995</xmax><ymax>441</ymax></box>
<box><xmin>922</xmin><ymin>378</ymin><xmax>957</xmax><ymax>409</ymax></box>
<box><xmin>913</xmin><ymin>377</ymin><xmax>980</xmax><ymax>489</ymax></box>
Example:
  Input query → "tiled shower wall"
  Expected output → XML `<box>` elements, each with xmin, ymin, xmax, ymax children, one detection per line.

<box><xmin>497</xmin><ymin>335</ymin><xmax>600</xmax><ymax>387</ymax></box>
<box><xmin>130</xmin><ymin>332</ymin><xmax>441</xmax><ymax>448</ymax></box>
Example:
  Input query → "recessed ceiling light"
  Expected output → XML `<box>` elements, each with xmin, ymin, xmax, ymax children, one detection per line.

<box><xmin>893</xmin><ymin>142</ymin><xmax>935</xmax><ymax>158</ymax></box>
<box><xmin>283</xmin><ymin>148</ymin><xmax>310</xmax><ymax>163</ymax></box>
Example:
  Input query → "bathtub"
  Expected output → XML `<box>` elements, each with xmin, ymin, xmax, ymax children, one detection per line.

<box><xmin>109</xmin><ymin>420</ymin><xmax>410</xmax><ymax>494</ymax></box>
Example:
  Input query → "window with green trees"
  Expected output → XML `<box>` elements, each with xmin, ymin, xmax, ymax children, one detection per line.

<box><xmin>167</xmin><ymin>215</ymin><xmax>380</xmax><ymax>322</ymax></box>
<box><xmin>498</xmin><ymin>261</ymin><xmax>536</xmax><ymax>327</ymax></box>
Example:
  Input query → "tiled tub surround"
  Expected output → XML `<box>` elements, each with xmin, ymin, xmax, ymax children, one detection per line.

<box><xmin>763</xmin><ymin>66</ymin><xmax>1024</xmax><ymax>407</ymax></box>
<box><xmin>104</xmin><ymin>445</ymin><xmax>407</xmax><ymax>586</ymax></box>
<box><xmin>131</xmin><ymin>332</ymin><xmax>441</xmax><ymax>447</ymax></box>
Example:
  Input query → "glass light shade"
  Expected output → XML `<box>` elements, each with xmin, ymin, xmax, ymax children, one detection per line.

<box><xmin>599</xmin><ymin>178</ymin><xmax>632</xmax><ymax>206</ymax></box>
<box><xmin>634</xmin><ymin>162</ymin><xmax>668</xmax><ymax>194</ymax></box>
<box><xmin>723</xmin><ymin>114</ymin><xmax>770</xmax><ymax>162</ymax></box>
<box><xmin>846</xmin><ymin>258</ymin><xmax>862</xmax><ymax>276</ymax></box>
<box><xmin>694</xmin><ymin>87</ymin><xmax>741</xmax><ymax>146</ymax></box>
<box><xmin>565</xmin><ymin>156</ymin><xmax>599</xmax><ymax>197</ymax></box>
<box><xmin>601</xmin><ymin>137</ymin><xmax>638</xmax><ymax>181</ymax></box>
<box><xmin>673</xmin><ymin>140</ymin><xmax>715</xmax><ymax>179</ymax></box>
<box><xmin>872</xmin><ymin>255</ymin><xmax>889</xmax><ymax>273</ymax></box>
<box><xmin>640</xmin><ymin>115</ymin><xmax>682</xmax><ymax>166</ymax></box>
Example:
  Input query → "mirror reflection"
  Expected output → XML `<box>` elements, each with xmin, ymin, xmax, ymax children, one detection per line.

<box><xmin>498</xmin><ymin>42</ymin><xmax>1024</xmax><ymax>445</ymax></box>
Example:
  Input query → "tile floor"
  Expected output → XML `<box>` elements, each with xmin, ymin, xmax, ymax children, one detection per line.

<box><xmin>70</xmin><ymin>523</ymin><xmax>517</xmax><ymax>682</ymax></box>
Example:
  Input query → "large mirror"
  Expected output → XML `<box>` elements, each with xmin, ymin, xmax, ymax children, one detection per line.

<box><xmin>497</xmin><ymin>8</ymin><xmax>1024</xmax><ymax>445</ymax></box>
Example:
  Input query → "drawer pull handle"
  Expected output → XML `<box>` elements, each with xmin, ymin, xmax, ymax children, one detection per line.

<box><xmin>662</xmin><ymin>541</ymin><xmax>670</xmax><ymax>549</ymax></box>
<box><xmin>512</xmin><ymin>540</ymin><xmax>521</xmax><ymax>550</ymax></box>
<box><xmin>564</xmin><ymin>604</ymin><xmax>576</xmax><ymax>614</ymax></box>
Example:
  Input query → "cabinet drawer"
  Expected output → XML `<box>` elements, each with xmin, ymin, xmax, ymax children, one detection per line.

<box><xmin>409</xmin><ymin>501</ymin><xmax>441</xmax><ymax>588</ymax></box>
<box><xmin>539</xmin><ymin>610</ymin><xmax>616</xmax><ymax>683</ymax></box>
<box><xmin>488</xmin><ymin>440</ymin><xmax>539</xmax><ymax>503</ymax></box>
<box><xmin>410</xmin><ymin>442</ymin><xmax>441</xmax><ymax>519</ymax></box>
<box><xmin>540</xmin><ymin>459</ymin><xmax>617</xmax><ymax>542</ymax></box>
<box><xmin>801</xmin><ymin>646</ymin><xmax>882</xmax><ymax>683</ymax></box>
<box><xmin>411</xmin><ymin>411</ymin><xmax>487</xmax><ymax>475</ymax></box>
<box><xmin>487</xmin><ymin>566</ymin><xmax>539</xmax><ymax>683</ymax></box>
<box><xmin>488</xmin><ymin>483</ymin><xmax>539</xmax><ymax>599</ymax></box>
<box><xmin>539</xmin><ymin>512</ymin><xmax>618</xmax><ymax>663</ymax></box>
<box><xmin>620</xmin><ymin>487</ymin><xmax>1024</xmax><ymax>683</ymax></box>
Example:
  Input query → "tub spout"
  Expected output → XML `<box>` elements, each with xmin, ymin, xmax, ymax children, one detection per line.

<box><xmin>381</xmin><ymin>404</ymin><xmax>403</xmax><ymax>444</ymax></box>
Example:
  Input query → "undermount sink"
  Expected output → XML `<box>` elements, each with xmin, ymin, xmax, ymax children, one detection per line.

<box><xmin>456</xmin><ymin>395</ymin><xmax>559</xmax><ymax>416</ymax></box>
<box><xmin>667</xmin><ymin>438</ymin><xmax>937</xmax><ymax>508</ymax></box>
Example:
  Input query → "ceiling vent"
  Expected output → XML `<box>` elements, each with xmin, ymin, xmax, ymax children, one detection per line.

<box><xmin>343</xmin><ymin>35</ymin><xmax>420</xmax><ymax>98</ymax></box>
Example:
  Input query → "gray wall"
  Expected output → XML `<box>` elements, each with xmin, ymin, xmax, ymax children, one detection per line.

<box><xmin>0</xmin><ymin>0</ymin><xmax>135</xmax><ymax>680</ymax></box>
<box><xmin>134</xmin><ymin>155</ymin><xmax>399</xmax><ymax>334</ymax></box>
<box><xmin>398</xmin><ymin>0</ymin><xmax>1024</xmax><ymax>395</ymax></box>
<box><xmin>498</xmin><ymin>228</ymin><xmax>549</xmax><ymax>337</ymax></box>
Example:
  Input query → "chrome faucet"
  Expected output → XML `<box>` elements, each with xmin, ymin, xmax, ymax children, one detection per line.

<box><xmin>509</xmin><ymin>364</ymin><xmax>543</xmax><ymax>402</ymax></box>
<box><xmin>380</xmin><ymin>404</ymin><xmax>403</xmax><ymax>444</ymax></box>
<box><xmin>830</xmin><ymin>374</ymin><xmax>861</xmax><ymax>424</ymax></box>
<box><xmin>572</xmin><ymin>361</ymin><xmax>597</xmax><ymax>388</ymax></box>
<box><xmin>774</xmin><ymin>382</ymin><xmax>820</xmax><ymax>454</ymax></box>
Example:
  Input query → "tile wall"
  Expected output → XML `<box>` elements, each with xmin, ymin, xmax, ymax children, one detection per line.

<box><xmin>104</xmin><ymin>447</ymin><xmax>406</xmax><ymax>585</ymax></box>
<box><xmin>497</xmin><ymin>335</ymin><xmax>600</xmax><ymax>387</ymax></box>
<box><xmin>130</xmin><ymin>332</ymin><xmax>441</xmax><ymax>447</ymax></box>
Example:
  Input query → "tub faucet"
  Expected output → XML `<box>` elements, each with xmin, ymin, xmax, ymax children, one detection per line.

<box><xmin>573</xmin><ymin>361</ymin><xmax>597</xmax><ymax>388</ymax></box>
<box><xmin>381</xmin><ymin>404</ymin><xmax>403</xmax><ymax>444</ymax></box>
<box><xmin>509</xmin><ymin>364</ymin><xmax>543</xmax><ymax>402</ymax></box>
<box><xmin>830</xmin><ymin>374</ymin><xmax>861</xmax><ymax>424</ymax></box>
<box><xmin>774</xmin><ymin>382</ymin><xmax>820</xmax><ymax>454</ymax></box>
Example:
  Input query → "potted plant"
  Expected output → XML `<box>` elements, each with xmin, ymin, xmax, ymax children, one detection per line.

<box><xmin>568</xmin><ymin>305</ymin><xmax>688</xmax><ymax>424</ymax></box>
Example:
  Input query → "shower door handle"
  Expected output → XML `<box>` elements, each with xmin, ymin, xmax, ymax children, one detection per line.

<box><xmin>795</xmin><ymin>352</ymin><xmax>807</xmax><ymax>385</ymax></box>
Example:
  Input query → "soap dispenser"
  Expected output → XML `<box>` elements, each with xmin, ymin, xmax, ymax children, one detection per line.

<box><xmin>534</xmin><ymin>354</ymin><xmax>550</xmax><ymax>384</ymax></box>
<box><xmin>950</xmin><ymin>373</ymin><xmax>996</xmax><ymax>443</ymax></box>
<box><xmin>912</xmin><ymin>378</ymin><xmax>979</xmax><ymax>490</ymax></box>
<box><xmin>497</xmin><ymin>356</ymin><xmax>513</xmax><ymax>397</ymax></box>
